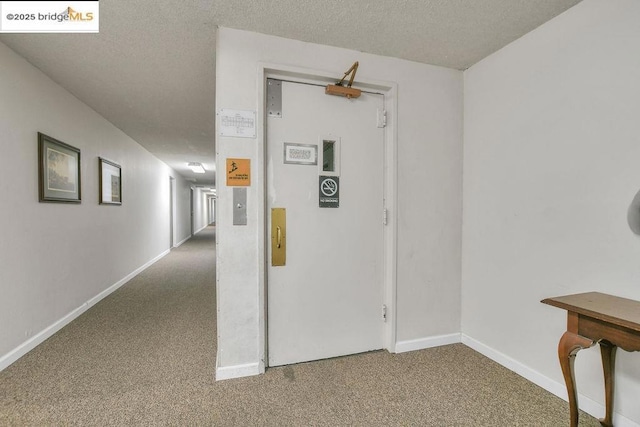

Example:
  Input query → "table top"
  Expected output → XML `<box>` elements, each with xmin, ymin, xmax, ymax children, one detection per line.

<box><xmin>542</xmin><ymin>292</ymin><xmax>640</xmax><ymax>333</ymax></box>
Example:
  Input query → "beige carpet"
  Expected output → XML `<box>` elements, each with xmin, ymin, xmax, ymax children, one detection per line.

<box><xmin>0</xmin><ymin>226</ymin><xmax>599</xmax><ymax>426</ymax></box>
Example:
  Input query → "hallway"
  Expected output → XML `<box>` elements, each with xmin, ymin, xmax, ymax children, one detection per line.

<box><xmin>0</xmin><ymin>226</ymin><xmax>218</xmax><ymax>424</ymax></box>
<box><xmin>0</xmin><ymin>225</ymin><xmax>599</xmax><ymax>425</ymax></box>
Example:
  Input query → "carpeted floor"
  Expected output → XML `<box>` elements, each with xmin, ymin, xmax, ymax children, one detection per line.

<box><xmin>0</xmin><ymin>225</ymin><xmax>599</xmax><ymax>426</ymax></box>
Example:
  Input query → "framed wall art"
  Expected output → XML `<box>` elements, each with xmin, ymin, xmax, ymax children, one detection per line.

<box><xmin>99</xmin><ymin>157</ymin><xmax>122</xmax><ymax>205</ymax></box>
<box><xmin>38</xmin><ymin>132</ymin><xmax>81</xmax><ymax>203</ymax></box>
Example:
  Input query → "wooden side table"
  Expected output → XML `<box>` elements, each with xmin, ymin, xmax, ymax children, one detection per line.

<box><xmin>542</xmin><ymin>292</ymin><xmax>640</xmax><ymax>427</ymax></box>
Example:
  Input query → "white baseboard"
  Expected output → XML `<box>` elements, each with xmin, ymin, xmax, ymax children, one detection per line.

<box><xmin>216</xmin><ymin>358</ymin><xmax>261</xmax><ymax>381</ymax></box>
<box><xmin>0</xmin><ymin>305</ymin><xmax>88</xmax><ymax>373</ymax></box>
<box><xmin>461</xmin><ymin>334</ymin><xmax>639</xmax><ymax>427</ymax></box>
<box><xmin>174</xmin><ymin>235</ymin><xmax>191</xmax><ymax>248</ymax></box>
<box><xmin>213</xmin><ymin>334</ymin><xmax>462</xmax><ymax>380</ymax></box>
<box><xmin>0</xmin><ymin>249</ymin><xmax>170</xmax><ymax>373</ymax></box>
<box><xmin>395</xmin><ymin>333</ymin><xmax>461</xmax><ymax>353</ymax></box>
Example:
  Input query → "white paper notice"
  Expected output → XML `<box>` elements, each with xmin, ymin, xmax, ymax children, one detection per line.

<box><xmin>219</xmin><ymin>109</ymin><xmax>256</xmax><ymax>138</ymax></box>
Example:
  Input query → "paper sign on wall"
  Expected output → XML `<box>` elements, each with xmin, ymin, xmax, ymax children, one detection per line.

<box><xmin>226</xmin><ymin>158</ymin><xmax>251</xmax><ymax>186</ymax></box>
<box><xmin>218</xmin><ymin>109</ymin><xmax>256</xmax><ymax>138</ymax></box>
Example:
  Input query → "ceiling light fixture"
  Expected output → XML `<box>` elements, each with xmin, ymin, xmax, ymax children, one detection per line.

<box><xmin>188</xmin><ymin>162</ymin><xmax>206</xmax><ymax>174</ymax></box>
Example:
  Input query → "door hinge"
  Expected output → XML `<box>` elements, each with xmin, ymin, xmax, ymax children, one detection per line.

<box><xmin>377</xmin><ymin>109</ymin><xmax>387</xmax><ymax>128</ymax></box>
<box><xmin>382</xmin><ymin>304</ymin><xmax>387</xmax><ymax>322</ymax></box>
<box><xmin>383</xmin><ymin>208</ymin><xmax>388</xmax><ymax>225</ymax></box>
<box><xmin>267</xmin><ymin>79</ymin><xmax>283</xmax><ymax>118</ymax></box>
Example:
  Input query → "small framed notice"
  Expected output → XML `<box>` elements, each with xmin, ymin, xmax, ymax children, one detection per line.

<box><xmin>284</xmin><ymin>143</ymin><xmax>317</xmax><ymax>165</ymax></box>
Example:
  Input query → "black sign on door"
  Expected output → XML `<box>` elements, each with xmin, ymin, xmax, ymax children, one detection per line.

<box><xmin>319</xmin><ymin>176</ymin><xmax>339</xmax><ymax>208</ymax></box>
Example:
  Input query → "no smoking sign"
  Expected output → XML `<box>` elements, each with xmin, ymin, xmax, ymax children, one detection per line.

<box><xmin>319</xmin><ymin>176</ymin><xmax>339</xmax><ymax>208</ymax></box>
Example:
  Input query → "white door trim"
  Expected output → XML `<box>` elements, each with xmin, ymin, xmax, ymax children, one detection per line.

<box><xmin>256</xmin><ymin>63</ymin><xmax>398</xmax><ymax>372</ymax></box>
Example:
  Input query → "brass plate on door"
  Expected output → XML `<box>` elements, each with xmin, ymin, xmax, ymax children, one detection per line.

<box><xmin>271</xmin><ymin>208</ymin><xmax>286</xmax><ymax>266</ymax></box>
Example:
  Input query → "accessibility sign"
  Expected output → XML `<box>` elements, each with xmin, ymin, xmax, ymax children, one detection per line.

<box><xmin>319</xmin><ymin>176</ymin><xmax>339</xmax><ymax>208</ymax></box>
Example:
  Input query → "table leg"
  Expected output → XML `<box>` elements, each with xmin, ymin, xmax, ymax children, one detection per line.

<box><xmin>599</xmin><ymin>341</ymin><xmax>617</xmax><ymax>427</ymax></box>
<box><xmin>558</xmin><ymin>331</ymin><xmax>595</xmax><ymax>427</ymax></box>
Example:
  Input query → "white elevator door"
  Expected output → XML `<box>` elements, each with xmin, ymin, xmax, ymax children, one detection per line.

<box><xmin>267</xmin><ymin>80</ymin><xmax>385</xmax><ymax>367</ymax></box>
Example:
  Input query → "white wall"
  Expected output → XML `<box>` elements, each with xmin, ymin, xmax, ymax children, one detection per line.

<box><xmin>173</xmin><ymin>176</ymin><xmax>193</xmax><ymax>246</ymax></box>
<box><xmin>463</xmin><ymin>0</ymin><xmax>640</xmax><ymax>424</ymax></box>
<box><xmin>0</xmin><ymin>41</ymin><xmax>191</xmax><ymax>367</ymax></box>
<box><xmin>216</xmin><ymin>28</ymin><xmax>463</xmax><ymax>371</ymax></box>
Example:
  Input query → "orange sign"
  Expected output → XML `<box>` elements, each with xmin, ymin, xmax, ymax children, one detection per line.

<box><xmin>226</xmin><ymin>158</ymin><xmax>251</xmax><ymax>186</ymax></box>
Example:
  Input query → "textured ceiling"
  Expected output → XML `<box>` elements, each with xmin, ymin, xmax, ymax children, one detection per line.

<box><xmin>0</xmin><ymin>0</ymin><xmax>582</xmax><ymax>186</ymax></box>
